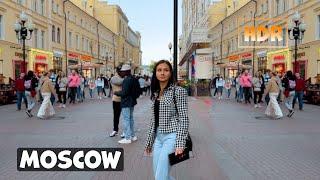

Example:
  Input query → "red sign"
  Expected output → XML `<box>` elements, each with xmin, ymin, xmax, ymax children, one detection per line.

<box><xmin>35</xmin><ymin>55</ymin><xmax>47</xmax><ymax>61</ymax></box>
<box><xmin>68</xmin><ymin>53</ymin><xmax>79</xmax><ymax>59</ymax></box>
<box><xmin>241</xmin><ymin>53</ymin><xmax>252</xmax><ymax>59</ymax></box>
<box><xmin>274</xmin><ymin>55</ymin><xmax>285</xmax><ymax>61</ymax></box>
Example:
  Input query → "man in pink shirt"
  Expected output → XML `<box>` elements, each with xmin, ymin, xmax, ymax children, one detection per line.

<box><xmin>240</xmin><ymin>70</ymin><xmax>252</xmax><ymax>104</ymax></box>
<box><xmin>68</xmin><ymin>70</ymin><xmax>80</xmax><ymax>104</ymax></box>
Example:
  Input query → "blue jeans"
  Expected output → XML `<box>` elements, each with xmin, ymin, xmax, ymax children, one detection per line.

<box><xmin>122</xmin><ymin>107</ymin><xmax>135</xmax><ymax>140</ymax></box>
<box><xmin>77</xmin><ymin>87</ymin><xmax>83</xmax><ymax>101</ymax></box>
<box><xmin>153</xmin><ymin>130</ymin><xmax>176</xmax><ymax>180</ymax></box>
<box><xmin>293</xmin><ymin>91</ymin><xmax>304</xmax><ymax>110</ymax></box>
<box><xmin>285</xmin><ymin>91</ymin><xmax>295</xmax><ymax>111</ymax></box>
<box><xmin>89</xmin><ymin>89</ymin><xmax>94</xmax><ymax>98</ymax></box>
<box><xmin>16</xmin><ymin>91</ymin><xmax>28</xmax><ymax>110</ymax></box>
<box><xmin>226</xmin><ymin>88</ymin><xmax>231</xmax><ymax>98</ymax></box>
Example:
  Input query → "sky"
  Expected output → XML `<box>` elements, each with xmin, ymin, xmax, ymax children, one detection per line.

<box><xmin>106</xmin><ymin>0</ymin><xmax>182</xmax><ymax>65</ymax></box>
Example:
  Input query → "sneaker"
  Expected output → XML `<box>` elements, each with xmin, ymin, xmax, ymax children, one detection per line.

<box><xmin>275</xmin><ymin>116</ymin><xmax>283</xmax><ymax>119</ymax></box>
<box><xmin>254</xmin><ymin>104</ymin><xmax>258</xmax><ymax>108</ymax></box>
<box><xmin>109</xmin><ymin>131</ymin><xmax>118</xmax><ymax>137</ymax></box>
<box><xmin>288</xmin><ymin>110</ymin><xmax>295</xmax><ymax>117</ymax></box>
<box><xmin>131</xmin><ymin>136</ymin><xmax>138</xmax><ymax>142</ymax></box>
<box><xmin>62</xmin><ymin>104</ymin><xmax>66</xmax><ymax>108</ymax></box>
<box><xmin>118</xmin><ymin>139</ymin><xmax>132</xmax><ymax>144</ymax></box>
<box><xmin>120</xmin><ymin>133</ymin><xmax>125</xmax><ymax>138</ymax></box>
<box><xmin>26</xmin><ymin>110</ymin><xmax>32</xmax><ymax>118</ymax></box>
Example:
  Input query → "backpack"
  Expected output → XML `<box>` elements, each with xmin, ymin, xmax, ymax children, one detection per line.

<box><xmin>289</xmin><ymin>79</ymin><xmax>296</xmax><ymax>89</ymax></box>
<box><xmin>131</xmin><ymin>77</ymin><xmax>142</xmax><ymax>99</ymax></box>
<box><xmin>24</xmin><ymin>80</ymin><xmax>31</xmax><ymax>89</ymax></box>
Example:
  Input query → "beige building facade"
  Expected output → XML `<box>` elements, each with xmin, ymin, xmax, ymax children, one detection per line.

<box><xmin>0</xmin><ymin>0</ymin><xmax>141</xmax><ymax>83</ymax></box>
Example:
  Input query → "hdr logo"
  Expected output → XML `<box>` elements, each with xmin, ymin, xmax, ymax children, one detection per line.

<box><xmin>17</xmin><ymin>148</ymin><xmax>124</xmax><ymax>171</ymax></box>
<box><xmin>238</xmin><ymin>18</ymin><xmax>288</xmax><ymax>48</ymax></box>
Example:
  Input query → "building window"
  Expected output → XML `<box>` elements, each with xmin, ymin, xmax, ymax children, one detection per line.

<box><xmin>76</xmin><ymin>35</ymin><xmax>79</xmax><ymax>50</ymax></box>
<box><xmin>67</xmin><ymin>11</ymin><xmax>70</xmax><ymax>20</ymax></box>
<box><xmin>68</xmin><ymin>32</ymin><xmax>72</xmax><ymax>48</ymax></box>
<box><xmin>41</xmin><ymin>31</ymin><xmax>45</xmax><ymax>48</ymax></box>
<box><xmin>17</xmin><ymin>0</ymin><xmax>24</xmax><ymax>5</ymax></box>
<box><xmin>0</xmin><ymin>15</ymin><xmax>3</xmax><ymax>40</ymax></box>
<box><xmin>295</xmin><ymin>0</ymin><xmax>302</xmax><ymax>6</ymax></box>
<box><xmin>318</xmin><ymin>15</ymin><xmax>320</xmax><ymax>39</ymax></box>
<box><xmin>276</xmin><ymin>0</ymin><xmax>280</xmax><ymax>16</ymax></box>
<box><xmin>40</xmin><ymin>0</ymin><xmax>45</xmax><ymax>15</ymax></box>
<box><xmin>57</xmin><ymin>28</ymin><xmax>60</xmax><ymax>43</ymax></box>
<box><xmin>282</xmin><ymin>27</ymin><xmax>286</xmax><ymax>46</ymax></box>
<box><xmin>82</xmin><ymin>37</ymin><xmax>85</xmax><ymax>51</ymax></box>
<box><xmin>33</xmin><ymin>0</ymin><xmax>37</xmax><ymax>12</ymax></box>
<box><xmin>34</xmin><ymin>28</ymin><xmax>38</xmax><ymax>48</ymax></box>
<box><xmin>52</xmin><ymin>25</ymin><xmax>55</xmax><ymax>42</ymax></box>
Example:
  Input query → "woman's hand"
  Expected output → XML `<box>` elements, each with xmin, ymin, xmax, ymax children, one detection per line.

<box><xmin>175</xmin><ymin>148</ymin><xmax>184</xmax><ymax>156</ymax></box>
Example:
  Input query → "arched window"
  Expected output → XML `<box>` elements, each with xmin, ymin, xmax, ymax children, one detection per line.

<box><xmin>57</xmin><ymin>28</ymin><xmax>60</xmax><ymax>43</ymax></box>
<box><xmin>52</xmin><ymin>25</ymin><xmax>55</xmax><ymax>42</ymax></box>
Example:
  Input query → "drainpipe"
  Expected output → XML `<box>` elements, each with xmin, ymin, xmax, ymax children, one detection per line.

<box><xmin>63</xmin><ymin>0</ymin><xmax>69</xmax><ymax>74</ymax></box>
<box><xmin>97</xmin><ymin>21</ymin><xmax>100</xmax><ymax>73</ymax></box>
<box><xmin>252</xmin><ymin>0</ymin><xmax>257</xmax><ymax>74</ymax></box>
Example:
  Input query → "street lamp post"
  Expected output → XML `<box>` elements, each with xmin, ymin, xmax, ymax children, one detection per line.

<box><xmin>288</xmin><ymin>12</ymin><xmax>306</xmax><ymax>74</ymax></box>
<box><xmin>14</xmin><ymin>11</ymin><xmax>34</xmax><ymax>74</ymax></box>
<box><xmin>168</xmin><ymin>42</ymin><xmax>173</xmax><ymax>62</ymax></box>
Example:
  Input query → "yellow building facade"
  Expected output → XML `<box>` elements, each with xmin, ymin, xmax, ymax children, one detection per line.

<box><xmin>208</xmin><ymin>0</ymin><xmax>320</xmax><ymax>83</ymax></box>
<box><xmin>0</xmin><ymin>0</ymin><xmax>141</xmax><ymax>82</ymax></box>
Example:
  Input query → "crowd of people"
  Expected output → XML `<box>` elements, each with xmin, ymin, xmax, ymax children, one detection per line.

<box><xmin>210</xmin><ymin>69</ymin><xmax>306</xmax><ymax>119</ymax></box>
<box><xmin>14</xmin><ymin>68</ymin><xmax>151</xmax><ymax>119</ymax></box>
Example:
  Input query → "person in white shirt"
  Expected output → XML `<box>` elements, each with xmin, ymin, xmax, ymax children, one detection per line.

<box><xmin>216</xmin><ymin>76</ymin><xmax>225</xmax><ymax>100</ymax></box>
<box><xmin>95</xmin><ymin>76</ymin><xmax>104</xmax><ymax>99</ymax></box>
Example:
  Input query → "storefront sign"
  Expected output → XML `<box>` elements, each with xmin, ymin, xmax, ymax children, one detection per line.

<box><xmin>273</xmin><ymin>55</ymin><xmax>285</xmax><ymax>61</ymax></box>
<box><xmin>80</xmin><ymin>55</ymin><xmax>92</xmax><ymax>61</ymax></box>
<box><xmin>35</xmin><ymin>55</ymin><xmax>47</xmax><ymax>61</ymax></box>
<box><xmin>241</xmin><ymin>52</ymin><xmax>252</xmax><ymax>59</ymax></box>
<box><xmin>292</xmin><ymin>52</ymin><xmax>305</xmax><ymax>59</ymax></box>
<box><xmin>15</xmin><ymin>52</ymin><xmax>28</xmax><ymax>59</ymax></box>
<box><xmin>68</xmin><ymin>53</ymin><xmax>79</xmax><ymax>59</ymax></box>
<box><xmin>53</xmin><ymin>51</ymin><xmax>63</xmax><ymax>58</ymax></box>
<box><xmin>195</xmin><ymin>55</ymin><xmax>212</xmax><ymax>79</ymax></box>
<box><xmin>228</xmin><ymin>55</ymin><xmax>240</xmax><ymax>62</ymax></box>
<box><xmin>257</xmin><ymin>50</ymin><xmax>267</xmax><ymax>57</ymax></box>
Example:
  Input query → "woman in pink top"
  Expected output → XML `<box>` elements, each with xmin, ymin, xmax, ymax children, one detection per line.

<box><xmin>68</xmin><ymin>70</ymin><xmax>80</xmax><ymax>104</ymax></box>
<box><xmin>240</xmin><ymin>70</ymin><xmax>252</xmax><ymax>104</ymax></box>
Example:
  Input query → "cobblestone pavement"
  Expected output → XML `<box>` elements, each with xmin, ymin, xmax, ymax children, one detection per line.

<box><xmin>0</xmin><ymin>95</ymin><xmax>226</xmax><ymax>180</ymax></box>
<box><xmin>209</xmin><ymin>96</ymin><xmax>320</xmax><ymax>180</ymax></box>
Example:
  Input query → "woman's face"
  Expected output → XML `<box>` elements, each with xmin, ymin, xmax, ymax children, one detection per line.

<box><xmin>156</xmin><ymin>63</ymin><xmax>171</xmax><ymax>83</ymax></box>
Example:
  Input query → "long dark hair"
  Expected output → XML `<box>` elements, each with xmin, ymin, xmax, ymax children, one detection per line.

<box><xmin>25</xmin><ymin>71</ymin><xmax>34</xmax><ymax>80</ymax></box>
<box><xmin>150</xmin><ymin>60</ymin><xmax>175</xmax><ymax>100</ymax></box>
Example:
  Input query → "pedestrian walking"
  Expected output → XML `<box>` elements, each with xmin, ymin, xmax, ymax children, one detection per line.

<box><xmin>264</xmin><ymin>71</ymin><xmax>283</xmax><ymax>119</ymax></box>
<box><xmin>212</xmin><ymin>74</ymin><xmax>219</xmax><ymax>97</ymax></box>
<box><xmin>24</xmin><ymin>71</ymin><xmax>38</xmax><ymax>117</ymax></box>
<box><xmin>95</xmin><ymin>76</ymin><xmax>104</xmax><ymax>100</ymax></box>
<box><xmin>292</xmin><ymin>73</ymin><xmax>305</xmax><ymax>111</ymax></box>
<box><xmin>283</xmin><ymin>70</ymin><xmax>296</xmax><ymax>117</ymax></box>
<box><xmin>37</xmin><ymin>71</ymin><xmax>57</xmax><ymax>119</ymax></box>
<box><xmin>224</xmin><ymin>78</ymin><xmax>232</xmax><ymax>99</ymax></box>
<box><xmin>216</xmin><ymin>75</ymin><xmax>225</xmax><ymax>100</ymax></box>
<box><xmin>88</xmin><ymin>78</ymin><xmax>96</xmax><ymax>99</ymax></box>
<box><xmin>114</xmin><ymin>64</ymin><xmax>138</xmax><ymax>144</ymax></box>
<box><xmin>77</xmin><ymin>73</ymin><xmax>85</xmax><ymax>102</ymax></box>
<box><xmin>109</xmin><ymin>66</ymin><xmax>124</xmax><ymax>137</ymax></box>
<box><xmin>108</xmin><ymin>74</ymin><xmax>114</xmax><ymax>98</ymax></box>
<box><xmin>101</xmin><ymin>74</ymin><xmax>108</xmax><ymax>97</ymax></box>
<box><xmin>138</xmin><ymin>75</ymin><xmax>146</xmax><ymax>95</ymax></box>
<box><xmin>57</xmin><ymin>72</ymin><xmax>68</xmax><ymax>108</ymax></box>
<box><xmin>144</xmin><ymin>60</ymin><xmax>189</xmax><ymax>180</ymax></box>
<box><xmin>253</xmin><ymin>72</ymin><xmax>262</xmax><ymax>108</ymax></box>
<box><xmin>145</xmin><ymin>76</ymin><xmax>151</xmax><ymax>96</ymax></box>
<box><xmin>15</xmin><ymin>72</ymin><xmax>28</xmax><ymax>111</ymax></box>
<box><xmin>68</xmin><ymin>70</ymin><xmax>80</xmax><ymax>104</ymax></box>
<box><xmin>240</xmin><ymin>69</ymin><xmax>252</xmax><ymax>104</ymax></box>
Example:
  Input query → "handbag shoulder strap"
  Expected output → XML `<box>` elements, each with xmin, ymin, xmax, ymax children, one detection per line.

<box><xmin>173</xmin><ymin>86</ymin><xmax>178</xmax><ymax>113</ymax></box>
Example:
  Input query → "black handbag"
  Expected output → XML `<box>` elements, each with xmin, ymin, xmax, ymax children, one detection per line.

<box><xmin>169</xmin><ymin>86</ymin><xmax>193</xmax><ymax>165</ymax></box>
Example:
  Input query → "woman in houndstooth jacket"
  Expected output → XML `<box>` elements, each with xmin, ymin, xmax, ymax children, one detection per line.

<box><xmin>144</xmin><ymin>60</ymin><xmax>189</xmax><ymax>180</ymax></box>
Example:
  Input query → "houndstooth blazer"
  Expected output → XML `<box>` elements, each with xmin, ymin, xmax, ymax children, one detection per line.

<box><xmin>145</xmin><ymin>84</ymin><xmax>189</xmax><ymax>150</ymax></box>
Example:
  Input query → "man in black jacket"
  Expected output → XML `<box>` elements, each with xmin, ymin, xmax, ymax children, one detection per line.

<box><xmin>114</xmin><ymin>64</ymin><xmax>137</xmax><ymax>144</ymax></box>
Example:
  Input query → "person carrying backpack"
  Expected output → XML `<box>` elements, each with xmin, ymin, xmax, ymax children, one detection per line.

<box><xmin>283</xmin><ymin>70</ymin><xmax>296</xmax><ymax>117</ymax></box>
<box><xmin>114</xmin><ymin>64</ymin><xmax>138</xmax><ymax>144</ymax></box>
